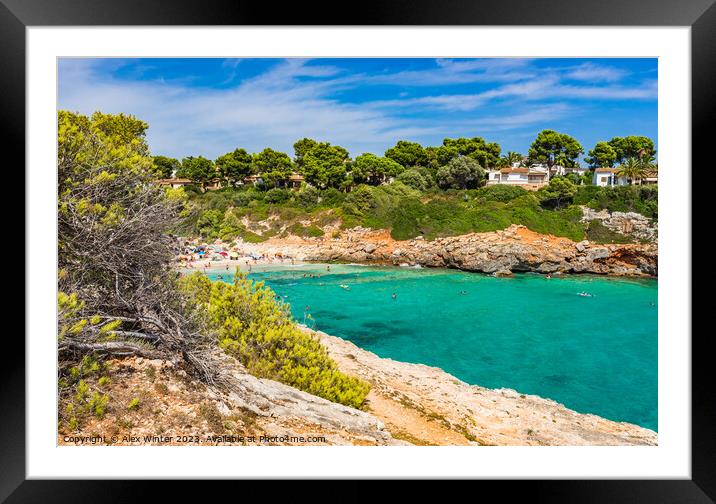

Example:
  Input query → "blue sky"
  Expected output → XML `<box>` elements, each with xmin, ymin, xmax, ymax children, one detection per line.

<box><xmin>58</xmin><ymin>58</ymin><xmax>657</xmax><ymax>161</ymax></box>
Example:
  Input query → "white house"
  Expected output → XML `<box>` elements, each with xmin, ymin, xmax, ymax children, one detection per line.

<box><xmin>592</xmin><ymin>167</ymin><xmax>629</xmax><ymax>187</ymax></box>
<box><xmin>486</xmin><ymin>167</ymin><xmax>548</xmax><ymax>190</ymax></box>
<box><xmin>568</xmin><ymin>166</ymin><xmax>590</xmax><ymax>176</ymax></box>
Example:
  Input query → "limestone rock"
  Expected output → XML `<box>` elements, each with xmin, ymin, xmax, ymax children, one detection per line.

<box><xmin>494</xmin><ymin>269</ymin><xmax>514</xmax><ymax>278</ymax></box>
<box><xmin>216</xmin><ymin>223</ymin><xmax>657</xmax><ymax>277</ymax></box>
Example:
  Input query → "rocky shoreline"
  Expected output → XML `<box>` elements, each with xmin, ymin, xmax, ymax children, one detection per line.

<box><xmin>220</xmin><ymin>224</ymin><xmax>657</xmax><ymax>277</ymax></box>
<box><xmin>61</xmin><ymin>329</ymin><xmax>657</xmax><ymax>446</ymax></box>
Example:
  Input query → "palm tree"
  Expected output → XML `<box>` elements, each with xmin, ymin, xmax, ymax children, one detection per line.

<box><xmin>497</xmin><ymin>151</ymin><xmax>524</xmax><ymax>168</ymax></box>
<box><xmin>505</xmin><ymin>151</ymin><xmax>524</xmax><ymax>167</ymax></box>
<box><xmin>616</xmin><ymin>157</ymin><xmax>647</xmax><ymax>185</ymax></box>
<box><xmin>554</xmin><ymin>152</ymin><xmax>572</xmax><ymax>168</ymax></box>
<box><xmin>637</xmin><ymin>152</ymin><xmax>657</xmax><ymax>171</ymax></box>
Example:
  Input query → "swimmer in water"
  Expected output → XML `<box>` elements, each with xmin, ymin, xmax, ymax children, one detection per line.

<box><xmin>392</xmin><ymin>293</ymin><xmax>397</xmax><ymax>299</ymax></box>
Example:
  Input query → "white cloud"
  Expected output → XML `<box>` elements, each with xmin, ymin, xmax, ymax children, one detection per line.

<box><xmin>564</xmin><ymin>62</ymin><xmax>628</xmax><ymax>82</ymax></box>
<box><xmin>59</xmin><ymin>59</ymin><xmax>423</xmax><ymax>158</ymax></box>
<box><xmin>362</xmin><ymin>58</ymin><xmax>537</xmax><ymax>86</ymax></box>
<box><xmin>365</xmin><ymin>76</ymin><xmax>656</xmax><ymax>112</ymax></box>
<box><xmin>57</xmin><ymin>58</ymin><xmax>655</xmax><ymax>158</ymax></box>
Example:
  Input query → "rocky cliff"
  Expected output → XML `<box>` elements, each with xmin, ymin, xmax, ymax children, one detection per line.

<box><xmin>245</xmin><ymin>224</ymin><xmax>657</xmax><ymax>277</ymax></box>
<box><xmin>580</xmin><ymin>206</ymin><xmax>658</xmax><ymax>243</ymax></box>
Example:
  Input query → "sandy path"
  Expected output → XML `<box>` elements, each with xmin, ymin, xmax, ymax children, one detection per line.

<box><xmin>364</xmin><ymin>391</ymin><xmax>471</xmax><ymax>446</ymax></box>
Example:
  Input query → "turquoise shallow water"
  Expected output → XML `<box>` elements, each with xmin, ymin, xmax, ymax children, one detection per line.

<box><xmin>208</xmin><ymin>263</ymin><xmax>657</xmax><ymax>431</ymax></box>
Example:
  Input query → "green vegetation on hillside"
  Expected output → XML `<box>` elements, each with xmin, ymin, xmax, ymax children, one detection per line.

<box><xmin>180</xmin><ymin>180</ymin><xmax>657</xmax><ymax>244</ymax></box>
<box><xmin>161</xmin><ymin>128</ymin><xmax>656</xmax><ymax>244</ymax></box>
<box><xmin>573</xmin><ymin>185</ymin><xmax>658</xmax><ymax>219</ymax></box>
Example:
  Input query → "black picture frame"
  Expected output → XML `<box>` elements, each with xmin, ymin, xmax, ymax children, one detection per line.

<box><xmin>5</xmin><ymin>0</ymin><xmax>713</xmax><ymax>499</ymax></box>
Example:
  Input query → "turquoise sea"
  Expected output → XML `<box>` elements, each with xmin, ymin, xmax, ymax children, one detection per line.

<box><xmin>208</xmin><ymin>263</ymin><xmax>657</xmax><ymax>431</ymax></box>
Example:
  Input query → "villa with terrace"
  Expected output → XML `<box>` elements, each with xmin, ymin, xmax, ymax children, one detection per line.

<box><xmin>591</xmin><ymin>167</ymin><xmax>658</xmax><ymax>186</ymax></box>
<box><xmin>486</xmin><ymin>166</ymin><xmax>549</xmax><ymax>190</ymax></box>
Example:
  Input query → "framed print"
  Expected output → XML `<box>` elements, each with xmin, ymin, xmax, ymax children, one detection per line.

<box><xmin>6</xmin><ymin>0</ymin><xmax>714</xmax><ymax>498</ymax></box>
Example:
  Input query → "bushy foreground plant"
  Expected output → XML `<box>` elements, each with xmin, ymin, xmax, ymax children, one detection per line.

<box><xmin>177</xmin><ymin>272</ymin><xmax>370</xmax><ymax>409</ymax></box>
<box><xmin>57</xmin><ymin>110</ymin><xmax>231</xmax><ymax>397</ymax></box>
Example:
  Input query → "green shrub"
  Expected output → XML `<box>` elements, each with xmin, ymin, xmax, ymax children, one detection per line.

<box><xmin>320</xmin><ymin>187</ymin><xmax>345</xmax><ymax>207</ymax></box>
<box><xmin>473</xmin><ymin>184</ymin><xmax>528</xmax><ymax>202</ymax></box>
<box><xmin>537</xmin><ymin>177</ymin><xmax>578</xmax><ymax>209</ymax></box>
<box><xmin>265</xmin><ymin>187</ymin><xmax>291</xmax><ymax>204</ymax></box>
<box><xmin>297</xmin><ymin>185</ymin><xmax>320</xmax><ymax>207</ymax></box>
<box><xmin>182</xmin><ymin>184</ymin><xmax>202</xmax><ymax>195</ymax></box>
<box><xmin>178</xmin><ymin>272</ymin><xmax>370</xmax><ymax>409</ymax></box>
<box><xmin>436</xmin><ymin>155</ymin><xmax>485</xmax><ymax>190</ymax></box>
<box><xmin>396</xmin><ymin>168</ymin><xmax>432</xmax><ymax>191</ymax></box>
<box><xmin>573</xmin><ymin>185</ymin><xmax>602</xmax><ymax>205</ymax></box>
<box><xmin>89</xmin><ymin>392</ymin><xmax>109</xmax><ymax>417</ymax></box>
<box><xmin>196</xmin><ymin>209</ymin><xmax>223</xmax><ymax>238</ymax></box>
<box><xmin>237</xmin><ymin>228</ymin><xmax>268</xmax><ymax>243</ymax></box>
<box><xmin>577</xmin><ymin>185</ymin><xmax>658</xmax><ymax>219</ymax></box>
<box><xmin>342</xmin><ymin>185</ymin><xmax>378</xmax><ymax>217</ymax></box>
<box><xmin>233</xmin><ymin>190</ymin><xmax>259</xmax><ymax>207</ymax></box>
<box><xmin>286</xmin><ymin>223</ymin><xmax>325</xmax><ymax>238</ymax></box>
